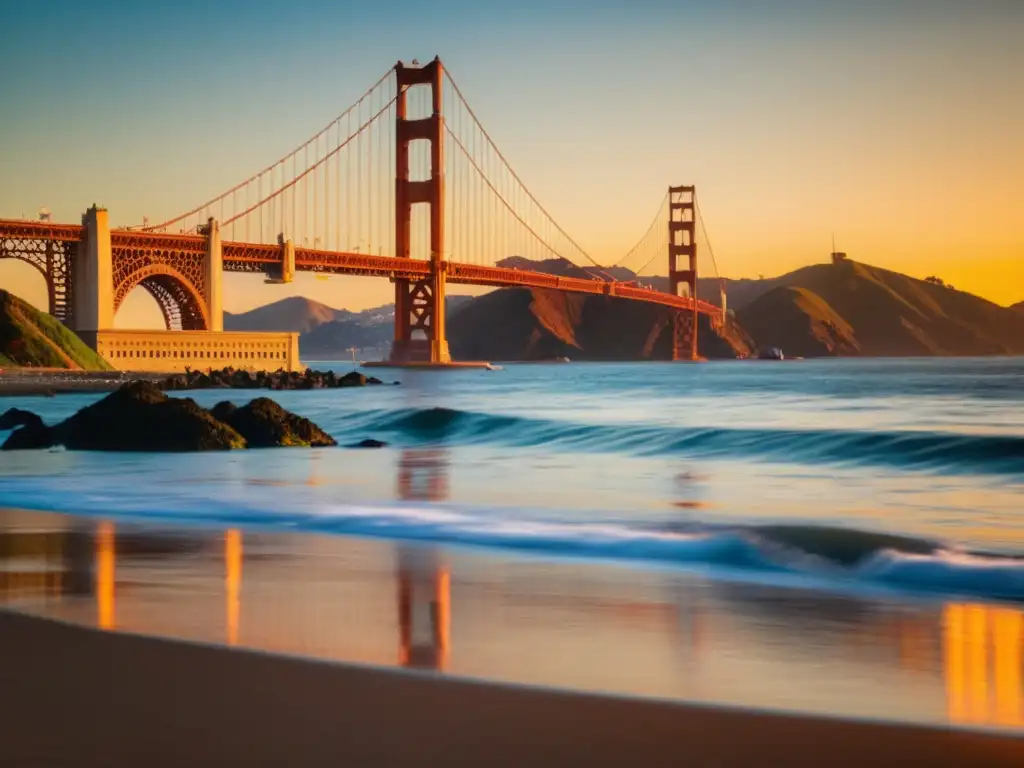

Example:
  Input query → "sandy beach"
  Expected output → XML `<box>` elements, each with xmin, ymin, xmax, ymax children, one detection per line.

<box><xmin>1</xmin><ymin>609</ymin><xmax>1021</xmax><ymax>767</ymax></box>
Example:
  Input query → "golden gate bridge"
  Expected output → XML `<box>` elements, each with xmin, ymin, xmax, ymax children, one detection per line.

<box><xmin>0</xmin><ymin>57</ymin><xmax>724</xmax><ymax>366</ymax></box>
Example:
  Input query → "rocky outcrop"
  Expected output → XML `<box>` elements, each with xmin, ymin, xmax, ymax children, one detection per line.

<box><xmin>0</xmin><ymin>381</ymin><xmax>335</xmax><ymax>452</ymax></box>
<box><xmin>0</xmin><ymin>408</ymin><xmax>56</xmax><ymax>450</ymax></box>
<box><xmin>213</xmin><ymin>397</ymin><xmax>336</xmax><ymax>448</ymax></box>
<box><xmin>58</xmin><ymin>381</ymin><xmax>246</xmax><ymax>451</ymax></box>
<box><xmin>160</xmin><ymin>367</ymin><xmax>395</xmax><ymax>391</ymax></box>
<box><xmin>350</xmin><ymin>438</ymin><xmax>388</xmax><ymax>449</ymax></box>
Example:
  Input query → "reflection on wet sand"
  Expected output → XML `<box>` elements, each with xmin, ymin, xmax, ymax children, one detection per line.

<box><xmin>396</xmin><ymin>448</ymin><xmax>451</xmax><ymax>670</ymax></box>
<box><xmin>397</xmin><ymin>448</ymin><xmax>450</xmax><ymax>502</ymax></box>
<box><xmin>96</xmin><ymin>521</ymin><xmax>115</xmax><ymax>630</ymax></box>
<box><xmin>945</xmin><ymin>603</ymin><xmax>1023</xmax><ymax>728</ymax></box>
<box><xmin>225</xmin><ymin>528</ymin><xmax>242</xmax><ymax>646</ymax></box>
<box><xmin>1</xmin><ymin>498</ymin><xmax>1022</xmax><ymax>731</ymax></box>
<box><xmin>397</xmin><ymin>551</ymin><xmax>450</xmax><ymax>670</ymax></box>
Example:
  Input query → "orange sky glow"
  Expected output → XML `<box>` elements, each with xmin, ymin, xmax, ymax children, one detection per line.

<box><xmin>1</xmin><ymin>2</ymin><xmax>1020</xmax><ymax>326</ymax></box>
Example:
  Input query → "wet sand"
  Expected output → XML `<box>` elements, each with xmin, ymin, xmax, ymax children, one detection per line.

<box><xmin>2</xmin><ymin>609</ymin><xmax>1023</xmax><ymax>767</ymax></box>
<box><xmin>1</xmin><ymin>508</ymin><xmax>1024</xmax><ymax>765</ymax></box>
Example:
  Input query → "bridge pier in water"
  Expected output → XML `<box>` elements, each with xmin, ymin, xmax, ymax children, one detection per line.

<box><xmin>389</xmin><ymin>58</ymin><xmax>451</xmax><ymax>366</ymax></box>
<box><xmin>668</xmin><ymin>185</ymin><xmax>704</xmax><ymax>362</ymax></box>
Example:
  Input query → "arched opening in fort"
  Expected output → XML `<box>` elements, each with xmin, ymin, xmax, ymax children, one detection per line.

<box><xmin>0</xmin><ymin>257</ymin><xmax>49</xmax><ymax>313</ymax></box>
<box><xmin>113</xmin><ymin>267</ymin><xmax>209</xmax><ymax>331</ymax></box>
<box><xmin>113</xmin><ymin>285</ymin><xmax>171</xmax><ymax>330</ymax></box>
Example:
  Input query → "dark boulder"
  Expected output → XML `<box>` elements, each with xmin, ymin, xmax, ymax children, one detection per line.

<box><xmin>56</xmin><ymin>381</ymin><xmax>246</xmax><ymax>451</ymax></box>
<box><xmin>350</xmin><ymin>438</ymin><xmax>388</xmax><ymax>449</ymax></box>
<box><xmin>338</xmin><ymin>371</ymin><xmax>367</xmax><ymax>387</ymax></box>
<box><xmin>0</xmin><ymin>382</ymin><xmax>337</xmax><ymax>452</ymax></box>
<box><xmin>0</xmin><ymin>408</ymin><xmax>57</xmax><ymax>450</ymax></box>
<box><xmin>210</xmin><ymin>401</ymin><xmax>239</xmax><ymax>423</ymax></box>
<box><xmin>0</xmin><ymin>407</ymin><xmax>46</xmax><ymax>432</ymax></box>
<box><xmin>217</xmin><ymin>397</ymin><xmax>336</xmax><ymax>448</ymax></box>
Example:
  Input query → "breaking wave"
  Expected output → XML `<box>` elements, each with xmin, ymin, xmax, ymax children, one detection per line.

<box><xmin>338</xmin><ymin>407</ymin><xmax>1024</xmax><ymax>475</ymax></box>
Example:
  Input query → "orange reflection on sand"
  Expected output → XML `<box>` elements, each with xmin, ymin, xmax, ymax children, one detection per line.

<box><xmin>944</xmin><ymin>602</ymin><xmax>1024</xmax><ymax>728</ymax></box>
<box><xmin>435</xmin><ymin>568</ymin><xmax>451</xmax><ymax>670</ymax></box>
<box><xmin>994</xmin><ymin>608</ymin><xmax>1023</xmax><ymax>726</ymax></box>
<box><xmin>397</xmin><ymin>562</ymin><xmax>451</xmax><ymax>671</ymax></box>
<box><xmin>96</xmin><ymin>522</ymin><xmax>115</xmax><ymax>630</ymax></box>
<box><xmin>225</xmin><ymin>529</ymin><xmax>242</xmax><ymax>646</ymax></box>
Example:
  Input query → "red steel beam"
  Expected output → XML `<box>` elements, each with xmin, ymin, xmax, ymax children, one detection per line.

<box><xmin>0</xmin><ymin>219</ymin><xmax>85</xmax><ymax>242</ymax></box>
<box><xmin>0</xmin><ymin>219</ymin><xmax>720</xmax><ymax>318</ymax></box>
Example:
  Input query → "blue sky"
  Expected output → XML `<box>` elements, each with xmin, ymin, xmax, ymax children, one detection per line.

<box><xmin>2</xmin><ymin>0</ymin><xmax>1021</xmax><ymax>322</ymax></box>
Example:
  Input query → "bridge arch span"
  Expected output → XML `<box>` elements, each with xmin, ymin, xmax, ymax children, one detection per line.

<box><xmin>114</xmin><ymin>264</ymin><xmax>209</xmax><ymax>331</ymax></box>
<box><xmin>0</xmin><ymin>249</ymin><xmax>47</xmax><ymax>281</ymax></box>
<box><xmin>1</xmin><ymin>235</ymin><xmax>76</xmax><ymax>323</ymax></box>
<box><xmin>0</xmin><ymin>253</ymin><xmax>49</xmax><ymax>317</ymax></box>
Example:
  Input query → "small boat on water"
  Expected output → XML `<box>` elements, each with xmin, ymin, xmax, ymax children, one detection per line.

<box><xmin>757</xmin><ymin>347</ymin><xmax>785</xmax><ymax>360</ymax></box>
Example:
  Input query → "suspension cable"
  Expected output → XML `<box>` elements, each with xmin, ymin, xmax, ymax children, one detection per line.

<box><xmin>139</xmin><ymin>68</ymin><xmax>394</xmax><ymax>232</ymax></box>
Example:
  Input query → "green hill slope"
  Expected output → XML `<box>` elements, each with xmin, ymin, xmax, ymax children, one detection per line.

<box><xmin>738</xmin><ymin>260</ymin><xmax>1024</xmax><ymax>356</ymax></box>
<box><xmin>0</xmin><ymin>290</ymin><xmax>112</xmax><ymax>370</ymax></box>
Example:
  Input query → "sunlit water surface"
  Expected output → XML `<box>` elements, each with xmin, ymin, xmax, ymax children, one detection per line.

<box><xmin>1</xmin><ymin>358</ymin><xmax>1022</xmax><ymax>730</ymax></box>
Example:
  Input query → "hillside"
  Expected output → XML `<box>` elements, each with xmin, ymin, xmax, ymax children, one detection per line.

<box><xmin>223</xmin><ymin>259</ymin><xmax>1022</xmax><ymax>361</ymax></box>
<box><xmin>495</xmin><ymin>255</ymin><xmax>776</xmax><ymax>311</ymax></box>
<box><xmin>737</xmin><ymin>260</ymin><xmax>1024</xmax><ymax>357</ymax></box>
<box><xmin>738</xmin><ymin>286</ymin><xmax>860</xmax><ymax>357</ymax></box>
<box><xmin>224</xmin><ymin>296</ymin><xmax>348</xmax><ymax>333</ymax></box>
<box><xmin>227</xmin><ymin>294</ymin><xmax>473</xmax><ymax>358</ymax></box>
<box><xmin>448</xmin><ymin>288</ymin><xmax>753</xmax><ymax>361</ymax></box>
<box><xmin>0</xmin><ymin>290</ymin><xmax>112</xmax><ymax>370</ymax></box>
<box><xmin>1013</xmin><ymin>301</ymin><xmax>1024</xmax><ymax>314</ymax></box>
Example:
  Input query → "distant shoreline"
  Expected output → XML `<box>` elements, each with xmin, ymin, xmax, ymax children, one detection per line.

<box><xmin>0</xmin><ymin>369</ymin><xmax>163</xmax><ymax>396</ymax></box>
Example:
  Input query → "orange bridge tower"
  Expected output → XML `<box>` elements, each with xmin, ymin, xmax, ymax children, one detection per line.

<box><xmin>390</xmin><ymin>58</ymin><xmax>450</xmax><ymax>364</ymax></box>
<box><xmin>668</xmin><ymin>185</ymin><xmax>701</xmax><ymax>361</ymax></box>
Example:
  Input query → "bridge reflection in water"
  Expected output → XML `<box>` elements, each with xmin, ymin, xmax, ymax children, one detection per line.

<box><xmin>395</xmin><ymin>448</ymin><xmax>452</xmax><ymax>671</ymax></box>
<box><xmin>1</xmin><ymin>502</ymin><xmax>1022</xmax><ymax>730</ymax></box>
<box><xmin>945</xmin><ymin>603</ymin><xmax>1023</xmax><ymax>727</ymax></box>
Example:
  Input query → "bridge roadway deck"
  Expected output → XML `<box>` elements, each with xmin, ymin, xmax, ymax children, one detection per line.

<box><xmin>0</xmin><ymin>221</ymin><xmax>718</xmax><ymax>317</ymax></box>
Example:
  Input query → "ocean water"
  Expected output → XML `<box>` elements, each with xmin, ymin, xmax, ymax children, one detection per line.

<box><xmin>1</xmin><ymin>357</ymin><xmax>1023</xmax><ymax>605</ymax></box>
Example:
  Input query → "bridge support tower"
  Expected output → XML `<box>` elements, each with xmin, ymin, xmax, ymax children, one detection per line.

<box><xmin>72</xmin><ymin>206</ymin><xmax>114</xmax><ymax>333</ymax></box>
<box><xmin>389</xmin><ymin>57</ymin><xmax>451</xmax><ymax>364</ymax></box>
<box><xmin>204</xmin><ymin>218</ymin><xmax>224</xmax><ymax>332</ymax></box>
<box><xmin>668</xmin><ymin>185</ymin><xmax>701</xmax><ymax>361</ymax></box>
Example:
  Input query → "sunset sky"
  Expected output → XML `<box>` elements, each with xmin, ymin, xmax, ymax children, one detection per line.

<box><xmin>1</xmin><ymin>0</ymin><xmax>1021</xmax><ymax>326</ymax></box>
